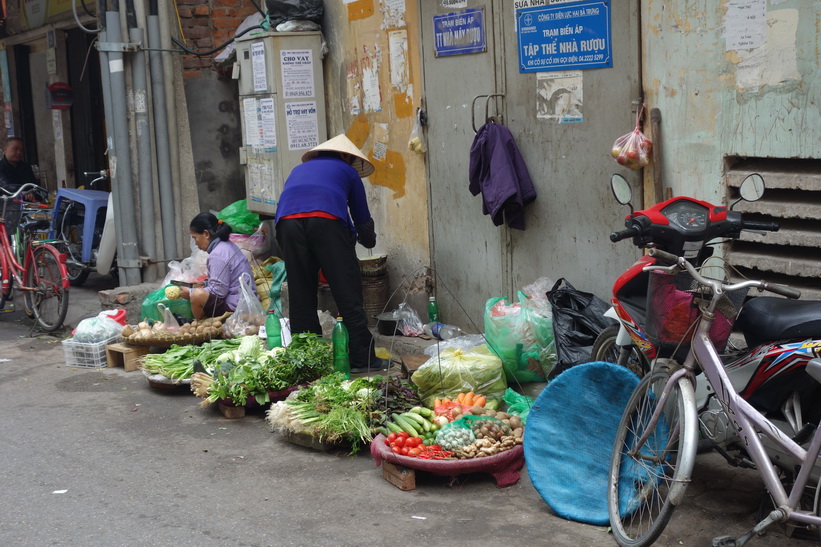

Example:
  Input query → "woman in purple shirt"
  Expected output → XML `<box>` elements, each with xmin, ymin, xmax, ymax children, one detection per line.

<box><xmin>180</xmin><ymin>213</ymin><xmax>253</xmax><ymax>319</ymax></box>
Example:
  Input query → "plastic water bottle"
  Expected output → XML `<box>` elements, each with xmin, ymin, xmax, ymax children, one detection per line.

<box><xmin>332</xmin><ymin>317</ymin><xmax>350</xmax><ymax>379</ymax></box>
<box><xmin>423</xmin><ymin>321</ymin><xmax>463</xmax><ymax>340</ymax></box>
<box><xmin>266</xmin><ymin>309</ymin><xmax>282</xmax><ymax>349</ymax></box>
<box><xmin>427</xmin><ymin>296</ymin><xmax>440</xmax><ymax>323</ymax></box>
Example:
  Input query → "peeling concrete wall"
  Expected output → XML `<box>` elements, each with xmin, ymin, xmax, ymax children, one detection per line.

<box><xmin>322</xmin><ymin>1</ymin><xmax>431</xmax><ymax>310</ymax></box>
<box><xmin>642</xmin><ymin>0</ymin><xmax>821</xmax><ymax>202</ymax></box>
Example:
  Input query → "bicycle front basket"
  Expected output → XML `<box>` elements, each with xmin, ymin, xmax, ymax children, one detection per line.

<box><xmin>645</xmin><ymin>270</ymin><xmax>746</xmax><ymax>353</ymax></box>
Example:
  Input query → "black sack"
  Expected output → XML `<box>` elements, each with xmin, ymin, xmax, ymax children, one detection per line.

<box><xmin>547</xmin><ymin>278</ymin><xmax>616</xmax><ymax>378</ymax></box>
<box><xmin>265</xmin><ymin>0</ymin><xmax>324</xmax><ymax>26</ymax></box>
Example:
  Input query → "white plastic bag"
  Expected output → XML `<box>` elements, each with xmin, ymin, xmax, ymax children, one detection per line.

<box><xmin>223</xmin><ymin>273</ymin><xmax>266</xmax><ymax>336</ymax></box>
<box><xmin>74</xmin><ymin>311</ymin><xmax>124</xmax><ymax>343</ymax></box>
<box><xmin>163</xmin><ymin>237</ymin><xmax>208</xmax><ymax>286</ymax></box>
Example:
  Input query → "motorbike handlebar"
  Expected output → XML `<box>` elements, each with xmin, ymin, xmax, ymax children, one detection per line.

<box><xmin>610</xmin><ymin>227</ymin><xmax>640</xmax><ymax>242</ymax></box>
<box><xmin>741</xmin><ymin>219</ymin><xmax>779</xmax><ymax>232</ymax></box>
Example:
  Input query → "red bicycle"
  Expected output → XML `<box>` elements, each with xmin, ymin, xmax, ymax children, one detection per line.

<box><xmin>0</xmin><ymin>183</ymin><xmax>70</xmax><ymax>331</ymax></box>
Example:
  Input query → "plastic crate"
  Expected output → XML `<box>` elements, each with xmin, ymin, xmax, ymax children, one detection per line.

<box><xmin>62</xmin><ymin>335</ymin><xmax>121</xmax><ymax>368</ymax></box>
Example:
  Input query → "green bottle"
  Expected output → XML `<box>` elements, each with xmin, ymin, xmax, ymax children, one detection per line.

<box><xmin>266</xmin><ymin>309</ymin><xmax>282</xmax><ymax>349</ymax></box>
<box><xmin>427</xmin><ymin>296</ymin><xmax>440</xmax><ymax>323</ymax></box>
<box><xmin>332</xmin><ymin>317</ymin><xmax>350</xmax><ymax>379</ymax></box>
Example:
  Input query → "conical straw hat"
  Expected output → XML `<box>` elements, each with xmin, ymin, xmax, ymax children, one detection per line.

<box><xmin>301</xmin><ymin>134</ymin><xmax>375</xmax><ymax>178</ymax></box>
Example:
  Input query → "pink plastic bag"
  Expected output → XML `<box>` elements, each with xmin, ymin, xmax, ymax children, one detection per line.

<box><xmin>611</xmin><ymin>104</ymin><xmax>652</xmax><ymax>170</ymax></box>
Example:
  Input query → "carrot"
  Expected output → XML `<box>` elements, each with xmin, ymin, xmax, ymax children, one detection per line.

<box><xmin>456</xmin><ymin>393</ymin><xmax>465</xmax><ymax>404</ymax></box>
<box><xmin>443</xmin><ymin>397</ymin><xmax>451</xmax><ymax>404</ymax></box>
<box><xmin>474</xmin><ymin>395</ymin><xmax>487</xmax><ymax>407</ymax></box>
<box><xmin>434</xmin><ymin>398</ymin><xmax>442</xmax><ymax>408</ymax></box>
<box><xmin>463</xmin><ymin>392</ymin><xmax>474</xmax><ymax>407</ymax></box>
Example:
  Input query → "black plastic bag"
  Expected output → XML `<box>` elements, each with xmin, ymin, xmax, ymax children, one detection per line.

<box><xmin>546</xmin><ymin>278</ymin><xmax>616</xmax><ymax>378</ymax></box>
<box><xmin>265</xmin><ymin>0</ymin><xmax>324</xmax><ymax>26</ymax></box>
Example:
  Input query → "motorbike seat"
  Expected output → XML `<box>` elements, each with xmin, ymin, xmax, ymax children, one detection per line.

<box><xmin>20</xmin><ymin>218</ymin><xmax>51</xmax><ymax>233</ymax></box>
<box><xmin>736</xmin><ymin>296</ymin><xmax>821</xmax><ymax>346</ymax></box>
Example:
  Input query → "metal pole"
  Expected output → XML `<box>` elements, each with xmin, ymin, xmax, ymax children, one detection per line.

<box><xmin>129</xmin><ymin>25</ymin><xmax>157</xmax><ymax>283</ymax></box>
<box><xmin>106</xmin><ymin>9</ymin><xmax>141</xmax><ymax>286</ymax></box>
<box><xmin>147</xmin><ymin>12</ymin><xmax>178</xmax><ymax>260</ymax></box>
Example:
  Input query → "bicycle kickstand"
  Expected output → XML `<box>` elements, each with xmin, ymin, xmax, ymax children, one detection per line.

<box><xmin>712</xmin><ymin>508</ymin><xmax>784</xmax><ymax>547</ymax></box>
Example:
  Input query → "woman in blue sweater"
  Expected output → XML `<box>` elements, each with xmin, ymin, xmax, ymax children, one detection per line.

<box><xmin>275</xmin><ymin>134</ymin><xmax>388</xmax><ymax>373</ymax></box>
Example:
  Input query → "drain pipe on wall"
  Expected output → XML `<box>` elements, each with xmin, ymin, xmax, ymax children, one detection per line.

<box><xmin>93</xmin><ymin>2</ymin><xmax>128</xmax><ymax>287</ymax></box>
<box><xmin>105</xmin><ymin>3</ymin><xmax>142</xmax><ymax>286</ymax></box>
<box><xmin>147</xmin><ymin>0</ymin><xmax>178</xmax><ymax>261</ymax></box>
<box><xmin>125</xmin><ymin>0</ymin><xmax>157</xmax><ymax>283</ymax></box>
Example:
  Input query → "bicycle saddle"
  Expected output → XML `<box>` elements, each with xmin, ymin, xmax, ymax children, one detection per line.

<box><xmin>736</xmin><ymin>296</ymin><xmax>821</xmax><ymax>346</ymax></box>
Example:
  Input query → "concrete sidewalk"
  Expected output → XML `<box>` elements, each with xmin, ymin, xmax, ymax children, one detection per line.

<box><xmin>0</xmin><ymin>274</ymin><xmax>811</xmax><ymax>546</ymax></box>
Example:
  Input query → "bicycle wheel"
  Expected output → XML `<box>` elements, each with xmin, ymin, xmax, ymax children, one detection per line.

<box><xmin>608</xmin><ymin>370</ymin><xmax>698</xmax><ymax>547</ymax></box>
<box><xmin>592</xmin><ymin>324</ymin><xmax>650</xmax><ymax>377</ymax></box>
<box><xmin>24</xmin><ymin>245</ymin><xmax>69</xmax><ymax>331</ymax></box>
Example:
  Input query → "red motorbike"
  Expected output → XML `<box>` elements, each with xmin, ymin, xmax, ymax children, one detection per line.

<box><xmin>595</xmin><ymin>174</ymin><xmax>821</xmax><ymax>483</ymax></box>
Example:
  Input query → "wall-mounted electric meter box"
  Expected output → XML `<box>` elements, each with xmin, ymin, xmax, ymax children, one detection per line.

<box><xmin>234</xmin><ymin>31</ymin><xmax>327</xmax><ymax>215</ymax></box>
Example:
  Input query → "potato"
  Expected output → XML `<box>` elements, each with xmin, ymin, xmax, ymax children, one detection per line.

<box><xmin>509</xmin><ymin>416</ymin><xmax>523</xmax><ymax>430</ymax></box>
<box><xmin>470</xmin><ymin>406</ymin><xmax>485</xmax><ymax>415</ymax></box>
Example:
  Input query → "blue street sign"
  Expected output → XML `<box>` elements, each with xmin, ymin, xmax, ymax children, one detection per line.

<box><xmin>517</xmin><ymin>1</ymin><xmax>612</xmax><ymax>72</ymax></box>
<box><xmin>433</xmin><ymin>8</ymin><xmax>487</xmax><ymax>57</ymax></box>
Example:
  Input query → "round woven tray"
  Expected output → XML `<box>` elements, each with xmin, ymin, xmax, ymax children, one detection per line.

<box><xmin>123</xmin><ymin>331</ymin><xmax>223</xmax><ymax>348</ymax></box>
<box><xmin>370</xmin><ymin>433</ymin><xmax>524</xmax><ymax>487</ymax></box>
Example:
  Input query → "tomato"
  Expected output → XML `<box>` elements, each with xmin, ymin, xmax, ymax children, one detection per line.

<box><xmin>401</xmin><ymin>447</ymin><xmax>410</xmax><ymax>456</ymax></box>
<box><xmin>405</xmin><ymin>437</ymin><xmax>421</xmax><ymax>448</ymax></box>
<box><xmin>408</xmin><ymin>447</ymin><xmax>422</xmax><ymax>457</ymax></box>
<box><xmin>391</xmin><ymin>446</ymin><xmax>401</xmax><ymax>454</ymax></box>
<box><xmin>385</xmin><ymin>438</ymin><xmax>391</xmax><ymax>446</ymax></box>
<box><xmin>429</xmin><ymin>444</ymin><xmax>441</xmax><ymax>451</ymax></box>
<box><xmin>393</xmin><ymin>437</ymin><xmax>406</xmax><ymax>448</ymax></box>
<box><xmin>398</xmin><ymin>431</ymin><xmax>409</xmax><ymax>439</ymax></box>
<box><xmin>387</xmin><ymin>432</ymin><xmax>397</xmax><ymax>443</ymax></box>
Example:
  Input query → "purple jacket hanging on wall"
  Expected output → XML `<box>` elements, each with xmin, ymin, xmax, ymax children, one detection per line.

<box><xmin>468</xmin><ymin>122</ymin><xmax>537</xmax><ymax>230</ymax></box>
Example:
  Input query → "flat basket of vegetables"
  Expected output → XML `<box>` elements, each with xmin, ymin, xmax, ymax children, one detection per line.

<box><xmin>370</xmin><ymin>432</ymin><xmax>525</xmax><ymax>488</ymax></box>
<box><xmin>123</xmin><ymin>313</ymin><xmax>231</xmax><ymax>348</ymax></box>
<box><xmin>141</xmin><ymin>338</ymin><xmax>243</xmax><ymax>387</ymax></box>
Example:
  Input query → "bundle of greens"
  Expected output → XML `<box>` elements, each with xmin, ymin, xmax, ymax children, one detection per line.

<box><xmin>267</xmin><ymin>373</ymin><xmax>380</xmax><ymax>452</ymax></box>
<box><xmin>141</xmin><ymin>338</ymin><xmax>242</xmax><ymax>381</ymax></box>
<box><xmin>371</xmin><ymin>375</ymin><xmax>422</xmax><ymax>418</ymax></box>
<box><xmin>199</xmin><ymin>333</ymin><xmax>333</xmax><ymax>407</ymax></box>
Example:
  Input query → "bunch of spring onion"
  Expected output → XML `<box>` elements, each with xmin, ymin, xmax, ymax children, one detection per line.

<box><xmin>267</xmin><ymin>373</ymin><xmax>380</xmax><ymax>452</ymax></box>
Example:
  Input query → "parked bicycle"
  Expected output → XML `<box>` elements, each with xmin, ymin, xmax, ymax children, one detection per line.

<box><xmin>605</xmin><ymin>242</ymin><xmax>821</xmax><ymax>545</ymax></box>
<box><xmin>0</xmin><ymin>183</ymin><xmax>70</xmax><ymax>331</ymax></box>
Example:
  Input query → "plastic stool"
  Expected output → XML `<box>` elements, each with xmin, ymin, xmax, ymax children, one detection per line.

<box><xmin>49</xmin><ymin>188</ymin><xmax>110</xmax><ymax>262</ymax></box>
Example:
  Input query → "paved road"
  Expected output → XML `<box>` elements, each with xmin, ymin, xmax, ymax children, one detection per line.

<box><xmin>0</xmin><ymin>275</ymin><xmax>813</xmax><ymax>546</ymax></box>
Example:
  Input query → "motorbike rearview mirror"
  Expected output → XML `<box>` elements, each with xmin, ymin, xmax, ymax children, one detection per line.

<box><xmin>610</xmin><ymin>174</ymin><xmax>633</xmax><ymax>206</ymax></box>
<box><xmin>739</xmin><ymin>173</ymin><xmax>765</xmax><ymax>201</ymax></box>
<box><xmin>731</xmin><ymin>173</ymin><xmax>765</xmax><ymax>210</ymax></box>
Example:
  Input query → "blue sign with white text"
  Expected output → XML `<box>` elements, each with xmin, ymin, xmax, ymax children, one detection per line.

<box><xmin>517</xmin><ymin>1</ymin><xmax>612</xmax><ymax>72</ymax></box>
<box><xmin>433</xmin><ymin>8</ymin><xmax>487</xmax><ymax>57</ymax></box>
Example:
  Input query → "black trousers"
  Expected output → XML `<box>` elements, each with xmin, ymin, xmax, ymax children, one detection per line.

<box><xmin>275</xmin><ymin>217</ymin><xmax>375</xmax><ymax>367</ymax></box>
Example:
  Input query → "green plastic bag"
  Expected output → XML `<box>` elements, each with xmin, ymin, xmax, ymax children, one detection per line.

<box><xmin>484</xmin><ymin>291</ymin><xmax>557</xmax><ymax>383</ymax></box>
<box><xmin>503</xmin><ymin>387</ymin><xmax>534</xmax><ymax>425</ymax></box>
<box><xmin>410</xmin><ymin>345</ymin><xmax>507</xmax><ymax>408</ymax></box>
<box><xmin>141</xmin><ymin>285</ymin><xmax>194</xmax><ymax>321</ymax></box>
<box><xmin>216</xmin><ymin>199</ymin><xmax>260</xmax><ymax>235</ymax></box>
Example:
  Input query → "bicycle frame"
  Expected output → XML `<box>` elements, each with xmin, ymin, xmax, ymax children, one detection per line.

<box><xmin>647</xmin><ymin>258</ymin><xmax>821</xmax><ymax>530</ymax></box>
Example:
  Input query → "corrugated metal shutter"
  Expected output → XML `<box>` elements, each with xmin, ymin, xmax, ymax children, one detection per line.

<box><xmin>725</xmin><ymin>159</ymin><xmax>821</xmax><ymax>300</ymax></box>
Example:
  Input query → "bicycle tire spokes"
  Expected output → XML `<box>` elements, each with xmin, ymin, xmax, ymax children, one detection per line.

<box><xmin>610</xmin><ymin>373</ymin><xmax>687</xmax><ymax>546</ymax></box>
<box><xmin>26</xmin><ymin>246</ymin><xmax>68</xmax><ymax>331</ymax></box>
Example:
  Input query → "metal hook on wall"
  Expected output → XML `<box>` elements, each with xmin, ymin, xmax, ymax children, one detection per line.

<box><xmin>471</xmin><ymin>93</ymin><xmax>505</xmax><ymax>133</ymax></box>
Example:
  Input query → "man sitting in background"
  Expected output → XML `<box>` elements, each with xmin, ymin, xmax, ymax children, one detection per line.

<box><xmin>0</xmin><ymin>137</ymin><xmax>39</xmax><ymax>201</ymax></box>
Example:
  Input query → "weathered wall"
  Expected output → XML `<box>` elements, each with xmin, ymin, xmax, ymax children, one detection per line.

<box><xmin>642</xmin><ymin>1</ymin><xmax>821</xmax><ymax>201</ymax></box>
<box><xmin>178</xmin><ymin>0</ymin><xmax>258</xmax><ymax>213</ymax></box>
<box><xmin>321</xmin><ymin>1</ymin><xmax>431</xmax><ymax>311</ymax></box>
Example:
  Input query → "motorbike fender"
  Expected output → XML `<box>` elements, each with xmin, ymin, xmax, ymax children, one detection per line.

<box><xmin>604</xmin><ymin>306</ymin><xmax>634</xmax><ymax>346</ymax></box>
<box><xmin>96</xmin><ymin>194</ymin><xmax>116</xmax><ymax>275</ymax></box>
